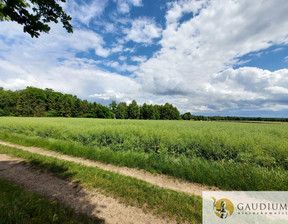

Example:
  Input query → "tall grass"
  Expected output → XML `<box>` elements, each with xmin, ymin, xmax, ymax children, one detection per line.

<box><xmin>0</xmin><ymin>131</ymin><xmax>287</xmax><ymax>191</ymax></box>
<box><xmin>0</xmin><ymin>117</ymin><xmax>287</xmax><ymax>168</ymax></box>
<box><xmin>0</xmin><ymin>117</ymin><xmax>287</xmax><ymax>189</ymax></box>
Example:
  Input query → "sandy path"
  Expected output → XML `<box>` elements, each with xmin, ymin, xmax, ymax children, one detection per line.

<box><xmin>0</xmin><ymin>154</ymin><xmax>175</xmax><ymax>224</ymax></box>
<box><xmin>0</xmin><ymin>140</ymin><xmax>218</xmax><ymax>196</ymax></box>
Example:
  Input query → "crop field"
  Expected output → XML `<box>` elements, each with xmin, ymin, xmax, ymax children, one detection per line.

<box><xmin>0</xmin><ymin>117</ymin><xmax>287</xmax><ymax>191</ymax></box>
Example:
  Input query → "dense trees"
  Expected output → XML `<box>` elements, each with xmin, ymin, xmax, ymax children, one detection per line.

<box><xmin>0</xmin><ymin>0</ymin><xmax>72</xmax><ymax>37</ymax></box>
<box><xmin>0</xmin><ymin>87</ymin><xmax>113</xmax><ymax>118</ymax></box>
<box><xmin>0</xmin><ymin>87</ymin><xmax>181</xmax><ymax>120</ymax></box>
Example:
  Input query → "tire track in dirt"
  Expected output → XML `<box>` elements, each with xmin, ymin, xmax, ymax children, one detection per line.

<box><xmin>0</xmin><ymin>140</ymin><xmax>219</xmax><ymax>196</ymax></box>
<box><xmin>0</xmin><ymin>154</ymin><xmax>175</xmax><ymax>224</ymax></box>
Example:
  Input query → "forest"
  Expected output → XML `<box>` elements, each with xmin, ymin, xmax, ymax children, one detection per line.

<box><xmin>0</xmin><ymin>87</ymin><xmax>180</xmax><ymax>120</ymax></box>
<box><xmin>1</xmin><ymin>87</ymin><xmax>287</xmax><ymax>121</ymax></box>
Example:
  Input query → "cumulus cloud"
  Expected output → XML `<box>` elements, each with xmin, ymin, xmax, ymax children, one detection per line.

<box><xmin>136</xmin><ymin>0</ymin><xmax>288</xmax><ymax>113</ymax></box>
<box><xmin>131</xmin><ymin>55</ymin><xmax>147</xmax><ymax>62</ymax></box>
<box><xmin>0</xmin><ymin>21</ymin><xmax>137</xmax><ymax>101</ymax></box>
<box><xmin>119</xmin><ymin>56</ymin><xmax>127</xmax><ymax>61</ymax></box>
<box><xmin>210</xmin><ymin>67</ymin><xmax>288</xmax><ymax>106</ymax></box>
<box><xmin>166</xmin><ymin>0</ymin><xmax>207</xmax><ymax>24</ymax></box>
<box><xmin>114</xmin><ymin>0</ymin><xmax>142</xmax><ymax>14</ymax></box>
<box><xmin>123</xmin><ymin>18</ymin><xmax>162</xmax><ymax>44</ymax></box>
<box><xmin>0</xmin><ymin>56</ymin><xmax>140</xmax><ymax>101</ymax></box>
<box><xmin>104</xmin><ymin>60</ymin><xmax>138</xmax><ymax>72</ymax></box>
<box><xmin>111</xmin><ymin>45</ymin><xmax>124</xmax><ymax>53</ymax></box>
<box><xmin>0</xmin><ymin>22</ymin><xmax>111</xmax><ymax>70</ymax></box>
<box><xmin>67</xmin><ymin>0</ymin><xmax>109</xmax><ymax>25</ymax></box>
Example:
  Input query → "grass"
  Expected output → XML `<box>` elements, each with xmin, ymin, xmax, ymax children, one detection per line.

<box><xmin>0</xmin><ymin>131</ymin><xmax>287</xmax><ymax>191</ymax></box>
<box><xmin>0</xmin><ymin>117</ymin><xmax>287</xmax><ymax>168</ymax></box>
<box><xmin>0</xmin><ymin>179</ymin><xmax>103</xmax><ymax>224</ymax></box>
<box><xmin>0</xmin><ymin>144</ymin><xmax>202</xmax><ymax>223</ymax></box>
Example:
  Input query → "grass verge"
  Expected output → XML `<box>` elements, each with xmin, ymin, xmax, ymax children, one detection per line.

<box><xmin>0</xmin><ymin>131</ymin><xmax>287</xmax><ymax>191</ymax></box>
<box><xmin>0</xmin><ymin>144</ymin><xmax>202</xmax><ymax>224</ymax></box>
<box><xmin>0</xmin><ymin>178</ymin><xmax>102</xmax><ymax>224</ymax></box>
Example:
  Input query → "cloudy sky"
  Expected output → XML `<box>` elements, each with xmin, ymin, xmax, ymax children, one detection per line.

<box><xmin>1</xmin><ymin>0</ymin><xmax>288</xmax><ymax>117</ymax></box>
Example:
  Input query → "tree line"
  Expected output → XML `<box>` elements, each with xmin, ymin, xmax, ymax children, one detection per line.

<box><xmin>0</xmin><ymin>87</ymin><xmax>180</xmax><ymax>120</ymax></box>
<box><xmin>1</xmin><ymin>87</ymin><xmax>287</xmax><ymax>121</ymax></box>
<box><xmin>181</xmin><ymin>112</ymin><xmax>288</xmax><ymax>122</ymax></box>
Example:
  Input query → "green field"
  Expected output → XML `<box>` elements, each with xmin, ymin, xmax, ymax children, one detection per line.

<box><xmin>0</xmin><ymin>117</ymin><xmax>287</xmax><ymax>190</ymax></box>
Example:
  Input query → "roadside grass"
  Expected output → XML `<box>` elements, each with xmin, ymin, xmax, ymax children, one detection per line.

<box><xmin>0</xmin><ymin>144</ymin><xmax>202</xmax><ymax>224</ymax></box>
<box><xmin>0</xmin><ymin>132</ymin><xmax>287</xmax><ymax>191</ymax></box>
<box><xmin>0</xmin><ymin>179</ymin><xmax>103</xmax><ymax>224</ymax></box>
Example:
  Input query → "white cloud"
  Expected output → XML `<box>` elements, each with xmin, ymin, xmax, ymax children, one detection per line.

<box><xmin>131</xmin><ymin>55</ymin><xmax>147</xmax><ymax>62</ymax></box>
<box><xmin>266</xmin><ymin>86</ymin><xmax>288</xmax><ymax>95</ymax></box>
<box><xmin>0</xmin><ymin>22</ymin><xmax>111</xmax><ymax>61</ymax></box>
<box><xmin>95</xmin><ymin>47</ymin><xmax>110</xmax><ymax>58</ymax></box>
<box><xmin>119</xmin><ymin>56</ymin><xmax>127</xmax><ymax>61</ymax></box>
<box><xmin>135</xmin><ymin>0</ymin><xmax>288</xmax><ymax>112</ymax></box>
<box><xmin>120</xmin><ymin>63</ymin><xmax>138</xmax><ymax>72</ymax></box>
<box><xmin>104</xmin><ymin>23</ymin><xmax>117</xmax><ymax>33</ymax></box>
<box><xmin>111</xmin><ymin>45</ymin><xmax>124</xmax><ymax>53</ymax></box>
<box><xmin>68</xmin><ymin>0</ymin><xmax>109</xmax><ymax>25</ymax></box>
<box><xmin>207</xmin><ymin>67</ymin><xmax>288</xmax><ymax>110</ymax></box>
<box><xmin>166</xmin><ymin>0</ymin><xmax>207</xmax><ymax>24</ymax></box>
<box><xmin>129</xmin><ymin>0</ymin><xmax>142</xmax><ymax>6</ymax></box>
<box><xmin>123</xmin><ymin>18</ymin><xmax>162</xmax><ymax>44</ymax></box>
<box><xmin>0</xmin><ymin>21</ymin><xmax>136</xmax><ymax>100</ymax></box>
<box><xmin>0</xmin><ymin>56</ymin><xmax>140</xmax><ymax>101</ymax></box>
<box><xmin>124</xmin><ymin>47</ymin><xmax>135</xmax><ymax>52</ymax></box>
<box><xmin>60</xmin><ymin>29</ymin><xmax>111</xmax><ymax>57</ymax></box>
<box><xmin>114</xmin><ymin>0</ymin><xmax>142</xmax><ymax>14</ymax></box>
<box><xmin>104</xmin><ymin>61</ymin><xmax>120</xmax><ymax>68</ymax></box>
<box><xmin>272</xmin><ymin>47</ymin><xmax>284</xmax><ymax>53</ymax></box>
<box><xmin>104</xmin><ymin>60</ymin><xmax>138</xmax><ymax>72</ymax></box>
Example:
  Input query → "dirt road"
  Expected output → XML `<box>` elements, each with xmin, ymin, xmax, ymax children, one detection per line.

<box><xmin>0</xmin><ymin>140</ymin><xmax>218</xmax><ymax>196</ymax></box>
<box><xmin>0</xmin><ymin>154</ymin><xmax>175</xmax><ymax>224</ymax></box>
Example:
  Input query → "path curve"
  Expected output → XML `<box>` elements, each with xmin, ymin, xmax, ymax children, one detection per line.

<box><xmin>0</xmin><ymin>154</ymin><xmax>175</xmax><ymax>224</ymax></box>
<box><xmin>0</xmin><ymin>140</ymin><xmax>219</xmax><ymax>196</ymax></box>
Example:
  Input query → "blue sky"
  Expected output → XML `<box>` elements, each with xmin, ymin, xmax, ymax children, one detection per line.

<box><xmin>1</xmin><ymin>0</ymin><xmax>288</xmax><ymax>117</ymax></box>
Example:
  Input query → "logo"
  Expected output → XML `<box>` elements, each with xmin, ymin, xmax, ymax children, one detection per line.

<box><xmin>212</xmin><ymin>197</ymin><xmax>234</xmax><ymax>219</ymax></box>
<box><xmin>203</xmin><ymin>192</ymin><xmax>288</xmax><ymax>224</ymax></box>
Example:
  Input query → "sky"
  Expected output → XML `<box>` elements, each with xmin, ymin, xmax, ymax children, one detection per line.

<box><xmin>1</xmin><ymin>0</ymin><xmax>288</xmax><ymax>117</ymax></box>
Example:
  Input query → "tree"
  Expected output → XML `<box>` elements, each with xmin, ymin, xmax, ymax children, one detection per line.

<box><xmin>115</xmin><ymin>102</ymin><xmax>127</xmax><ymax>119</ymax></box>
<box><xmin>109</xmin><ymin>100</ymin><xmax>117</xmax><ymax>119</ymax></box>
<box><xmin>140</xmin><ymin>103</ymin><xmax>155</xmax><ymax>120</ymax></box>
<box><xmin>127</xmin><ymin>100</ymin><xmax>140</xmax><ymax>119</ymax></box>
<box><xmin>0</xmin><ymin>0</ymin><xmax>73</xmax><ymax>38</ymax></box>
<box><xmin>182</xmin><ymin>112</ymin><xmax>192</xmax><ymax>120</ymax></box>
<box><xmin>160</xmin><ymin>103</ymin><xmax>180</xmax><ymax>120</ymax></box>
<box><xmin>0</xmin><ymin>88</ymin><xmax>17</xmax><ymax>116</ymax></box>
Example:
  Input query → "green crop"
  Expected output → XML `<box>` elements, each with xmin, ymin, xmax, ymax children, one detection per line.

<box><xmin>0</xmin><ymin>117</ymin><xmax>287</xmax><ymax>190</ymax></box>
